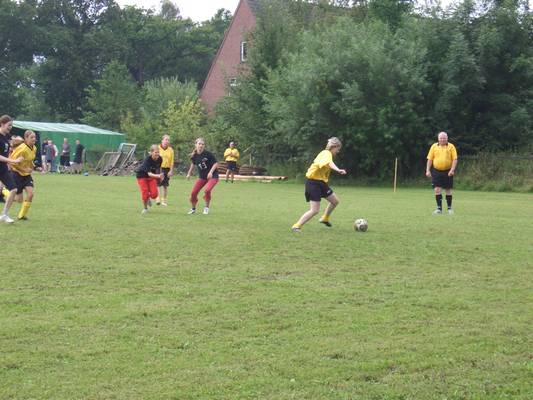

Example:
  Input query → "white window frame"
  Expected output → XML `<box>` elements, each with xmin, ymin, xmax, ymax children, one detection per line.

<box><xmin>240</xmin><ymin>41</ymin><xmax>248</xmax><ymax>62</ymax></box>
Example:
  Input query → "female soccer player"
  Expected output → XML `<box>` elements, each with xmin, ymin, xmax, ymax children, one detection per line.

<box><xmin>156</xmin><ymin>134</ymin><xmax>174</xmax><ymax>206</ymax></box>
<box><xmin>136</xmin><ymin>145</ymin><xmax>163</xmax><ymax>214</ymax></box>
<box><xmin>10</xmin><ymin>130</ymin><xmax>38</xmax><ymax>220</ymax></box>
<box><xmin>0</xmin><ymin>115</ymin><xmax>21</xmax><ymax>223</ymax></box>
<box><xmin>186</xmin><ymin>138</ymin><xmax>219</xmax><ymax>215</ymax></box>
<box><xmin>291</xmin><ymin>137</ymin><xmax>347</xmax><ymax>232</ymax></box>
<box><xmin>223</xmin><ymin>141</ymin><xmax>239</xmax><ymax>183</ymax></box>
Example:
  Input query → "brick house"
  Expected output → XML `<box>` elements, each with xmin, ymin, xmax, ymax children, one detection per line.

<box><xmin>200</xmin><ymin>0</ymin><xmax>260</xmax><ymax>114</ymax></box>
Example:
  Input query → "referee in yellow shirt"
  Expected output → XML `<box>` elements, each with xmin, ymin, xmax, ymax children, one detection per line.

<box><xmin>426</xmin><ymin>131</ymin><xmax>458</xmax><ymax>214</ymax></box>
<box><xmin>157</xmin><ymin>135</ymin><xmax>174</xmax><ymax>206</ymax></box>
<box><xmin>223</xmin><ymin>141</ymin><xmax>239</xmax><ymax>183</ymax></box>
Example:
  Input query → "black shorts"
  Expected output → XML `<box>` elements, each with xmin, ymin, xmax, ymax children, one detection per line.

<box><xmin>431</xmin><ymin>168</ymin><xmax>453</xmax><ymax>189</ymax></box>
<box><xmin>0</xmin><ymin>169</ymin><xmax>16</xmax><ymax>191</ymax></box>
<box><xmin>12</xmin><ymin>172</ymin><xmax>33</xmax><ymax>194</ymax></box>
<box><xmin>305</xmin><ymin>179</ymin><xmax>333</xmax><ymax>202</ymax></box>
<box><xmin>226</xmin><ymin>161</ymin><xmax>237</xmax><ymax>172</ymax></box>
<box><xmin>158</xmin><ymin>168</ymin><xmax>171</xmax><ymax>187</ymax></box>
<box><xmin>60</xmin><ymin>155</ymin><xmax>70</xmax><ymax>166</ymax></box>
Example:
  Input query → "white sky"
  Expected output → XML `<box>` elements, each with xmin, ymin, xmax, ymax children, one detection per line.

<box><xmin>116</xmin><ymin>0</ymin><xmax>241</xmax><ymax>22</ymax></box>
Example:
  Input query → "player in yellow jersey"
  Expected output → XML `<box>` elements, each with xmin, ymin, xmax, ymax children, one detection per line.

<box><xmin>223</xmin><ymin>141</ymin><xmax>240</xmax><ymax>183</ymax></box>
<box><xmin>426</xmin><ymin>132</ymin><xmax>458</xmax><ymax>215</ymax></box>
<box><xmin>291</xmin><ymin>137</ymin><xmax>347</xmax><ymax>233</ymax></box>
<box><xmin>9</xmin><ymin>130</ymin><xmax>38</xmax><ymax>220</ymax></box>
<box><xmin>156</xmin><ymin>135</ymin><xmax>175</xmax><ymax>206</ymax></box>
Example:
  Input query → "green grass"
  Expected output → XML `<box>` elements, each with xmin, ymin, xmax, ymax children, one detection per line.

<box><xmin>1</xmin><ymin>175</ymin><xmax>532</xmax><ymax>399</ymax></box>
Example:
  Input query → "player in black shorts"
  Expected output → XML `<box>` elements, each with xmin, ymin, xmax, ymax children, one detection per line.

<box><xmin>0</xmin><ymin>115</ymin><xmax>22</xmax><ymax>223</ymax></box>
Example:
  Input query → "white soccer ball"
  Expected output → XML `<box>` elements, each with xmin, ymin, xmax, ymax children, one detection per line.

<box><xmin>354</xmin><ymin>218</ymin><xmax>368</xmax><ymax>232</ymax></box>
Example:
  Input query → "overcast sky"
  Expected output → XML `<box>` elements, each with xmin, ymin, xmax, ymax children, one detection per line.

<box><xmin>116</xmin><ymin>0</ymin><xmax>241</xmax><ymax>22</ymax></box>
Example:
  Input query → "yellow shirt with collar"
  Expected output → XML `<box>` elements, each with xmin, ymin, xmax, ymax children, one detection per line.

<box><xmin>159</xmin><ymin>145</ymin><xmax>174</xmax><ymax>169</ymax></box>
<box><xmin>10</xmin><ymin>143</ymin><xmax>36</xmax><ymax>176</ymax></box>
<box><xmin>306</xmin><ymin>150</ymin><xmax>333</xmax><ymax>183</ymax></box>
<box><xmin>427</xmin><ymin>143</ymin><xmax>458</xmax><ymax>171</ymax></box>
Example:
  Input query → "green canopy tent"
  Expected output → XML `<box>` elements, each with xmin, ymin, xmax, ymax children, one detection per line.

<box><xmin>12</xmin><ymin>121</ymin><xmax>125</xmax><ymax>151</ymax></box>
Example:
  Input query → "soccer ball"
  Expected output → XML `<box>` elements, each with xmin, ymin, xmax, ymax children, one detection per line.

<box><xmin>354</xmin><ymin>218</ymin><xmax>368</xmax><ymax>232</ymax></box>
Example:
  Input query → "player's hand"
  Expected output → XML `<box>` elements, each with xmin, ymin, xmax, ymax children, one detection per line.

<box><xmin>448</xmin><ymin>170</ymin><xmax>455</xmax><ymax>177</ymax></box>
<box><xmin>338</xmin><ymin>169</ymin><xmax>347</xmax><ymax>175</ymax></box>
<box><xmin>426</xmin><ymin>171</ymin><xmax>431</xmax><ymax>178</ymax></box>
<box><xmin>168</xmin><ymin>170</ymin><xmax>173</xmax><ymax>177</ymax></box>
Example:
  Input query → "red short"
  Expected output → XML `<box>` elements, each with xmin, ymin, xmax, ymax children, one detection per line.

<box><xmin>137</xmin><ymin>178</ymin><xmax>159</xmax><ymax>203</ymax></box>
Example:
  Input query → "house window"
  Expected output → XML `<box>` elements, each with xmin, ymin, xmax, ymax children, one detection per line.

<box><xmin>240</xmin><ymin>41</ymin><xmax>248</xmax><ymax>62</ymax></box>
<box><xmin>229</xmin><ymin>78</ymin><xmax>238</xmax><ymax>87</ymax></box>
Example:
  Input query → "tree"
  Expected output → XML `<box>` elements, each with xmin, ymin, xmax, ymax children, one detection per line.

<box><xmin>82</xmin><ymin>61</ymin><xmax>141</xmax><ymax>130</ymax></box>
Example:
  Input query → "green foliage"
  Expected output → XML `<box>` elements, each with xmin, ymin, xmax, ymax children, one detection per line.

<box><xmin>159</xmin><ymin>98</ymin><xmax>206</xmax><ymax>157</ymax></box>
<box><xmin>216</xmin><ymin>0</ymin><xmax>533</xmax><ymax>180</ymax></box>
<box><xmin>143</xmin><ymin>78</ymin><xmax>198</xmax><ymax>119</ymax></box>
<box><xmin>82</xmin><ymin>61</ymin><xmax>141</xmax><ymax>131</ymax></box>
<box><xmin>120</xmin><ymin>76</ymin><xmax>205</xmax><ymax>155</ymax></box>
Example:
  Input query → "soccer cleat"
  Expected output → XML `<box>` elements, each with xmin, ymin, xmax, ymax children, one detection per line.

<box><xmin>448</xmin><ymin>208</ymin><xmax>454</xmax><ymax>215</ymax></box>
<box><xmin>187</xmin><ymin>208</ymin><xmax>196</xmax><ymax>215</ymax></box>
<box><xmin>291</xmin><ymin>223</ymin><xmax>302</xmax><ymax>233</ymax></box>
<box><xmin>432</xmin><ymin>209</ymin><xmax>442</xmax><ymax>215</ymax></box>
<box><xmin>203</xmin><ymin>207</ymin><xmax>209</xmax><ymax>215</ymax></box>
<box><xmin>17</xmin><ymin>216</ymin><xmax>28</xmax><ymax>221</ymax></box>
<box><xmin>141</xmin><ymin>208</ymin><xmax>149</xmax><ymax>215</ymax></box>
<box><xmin>161</xmin><ymin>201</ymin><xmax>168</xmax><ymax>207</ymax></box>
<box><xmin>0</xmin><ymin>214</ymin><xmax>14</xmax><ymax>223</ymax></box>
<box><xmin>319</xmin><ymin>217</ymin><xmax>332</xmax><ymax>227</ymax></box>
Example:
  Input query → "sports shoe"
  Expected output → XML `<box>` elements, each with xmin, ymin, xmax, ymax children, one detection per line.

<box><xmin>187</xmin><ymin>208</ymin><xmax>196</xmax><ymax>215</ymax></box>
<box><xmin>432</xmin><ymin>209</ymin><xmax>442</xmax><ymax>215</ymax></box>
<box><xmin>156</xmin><ymin>197</ymin><xmax>161</xmax><ymax>205</ymax></box>
<box><xmin>0</xmin><ymin>214</ymin><xmax>14</xmax><ymax>223</ymax></box>
<box><xmin>18</xmin><ymin>216</ymin><xmax>28</xmax><ymax>221</ymax></box>
<box><xmin>141</xmin><ymin>208</ymin><xmax>149</xmax><ymax>215</ymax></box>
<box><xmin>203</xmin><ymin>207</ymin><xmax>209</xmax><ymax>215</ymax></box>
<box><xmin>291</xmin><ymin>226</ymin><xmax>301</xmax><ymax>233</ymax></box>
<box><xmin>161</xmin><ymin>201</ymin><xmax>168</xmax><ymax>207</ymax></box>
<box><xmin>319</xmin><ymin>217</ymin><xmax>332</xmax><ymax>227</ymax></box>
<box><xmin>448</xmin><ymin>208</ymin><xmax>454</xmax><ymax>215</ymax></box>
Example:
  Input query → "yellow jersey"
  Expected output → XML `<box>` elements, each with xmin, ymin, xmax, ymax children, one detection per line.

<box><xmin>224</xmin><ymin>148</ymin><xmax>240</xmax><ymax>162</ymax></box>
<box><xmin>10</xmin><ymin>143</ymin><xmax>36</xmax><ymax>176</ymax></box>
<box><xmin>427</xmin><ymin>143</ymin><xmax>458</xmax><ymax>171</ymax></box>
<box><xmin>159</xmin><ymin>145</ymin><xmax>175</xmax><ymax>169</ymax></box>
<box><xmin>306</xmin><ymin>150</ymin><xmax>333</xmax><ymax>183</ymax></box>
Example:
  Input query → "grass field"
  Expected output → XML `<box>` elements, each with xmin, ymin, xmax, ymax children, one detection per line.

<box><xmin>1</xmin><ymin>174</ymin><xmax>532</xmax><ymax>399</ymax></box>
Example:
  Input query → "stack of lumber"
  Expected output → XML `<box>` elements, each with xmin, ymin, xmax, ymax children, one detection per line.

<box><xmin>217</xmin><ymin>162</ymin><xmax>267</xmax><ymax>176</ymax></box>
<box><xmin>230</xmin><ymin>175</ymin><xmax>288</xmax><ymax>183</ymax></box>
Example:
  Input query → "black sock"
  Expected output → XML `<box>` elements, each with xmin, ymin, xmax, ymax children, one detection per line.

<box><xmin>446</xmin><ymin>195</ymin><xmax>452</xmax><ymax>209</ymax></box>
<box><xmin>436</xmin><ymin>194</ymin><xmax>442</xmax><ymax>210</ymax></box>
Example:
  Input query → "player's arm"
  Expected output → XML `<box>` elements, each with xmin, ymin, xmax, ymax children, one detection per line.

<box><xmin>207</xmin><ymin>162</ymin><xmax>219</xmax><ymax>180</ymax></box>
<box><xmin>186</xmin><ymin>163</ymin><xmax>194</xmax><ymax>180</ymax></box>
<box><xmin>449</xmin><ymin>158</ymin><xmax>458</xmax><ymax>176</ymax></box>
<box><xmin>328</xmin><ymin>161</ymin><xmax>346</xmax><ymax>175</ymax></box>
<box><xmin>169</xmin><ymin>151</ymin><xmax>174</xmax><ymax>176</ymax></box>
<box><xmin>426</xmin><ymin>159</ymin><xmax>433</xmax><ymax>177</ymax></box>
<box><xmin>148</xmin><ymin>172</ymin><xmax>162</xmax><ymax>179</ymax></box>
